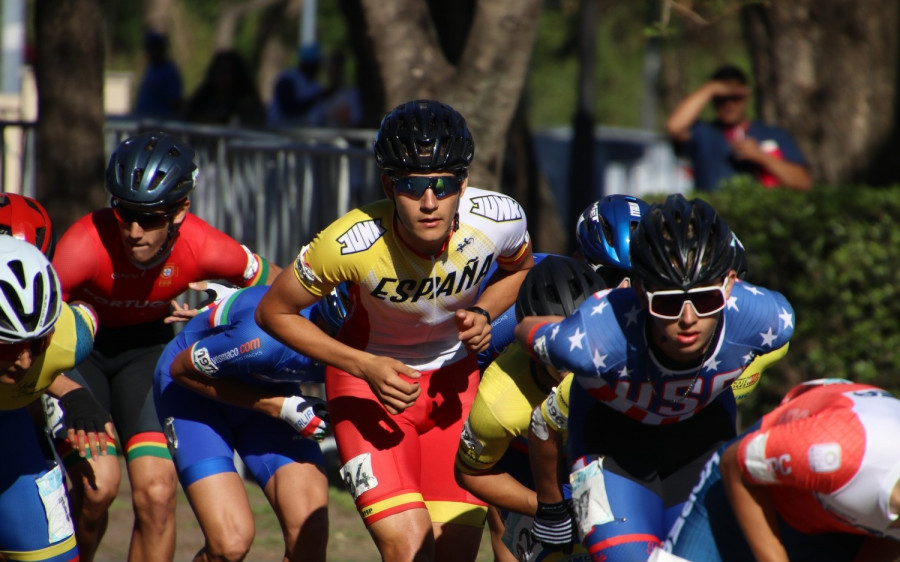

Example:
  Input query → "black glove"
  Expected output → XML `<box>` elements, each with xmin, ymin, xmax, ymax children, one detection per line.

<box><xmin>59</xmin><ymin>388</ymin><xmax>110</xmax><ymax>434</ymax></box>
<box><xmin>531</xmin><ymin>500</ymin><xmax>576</xmax><ymax>552</ymax></box>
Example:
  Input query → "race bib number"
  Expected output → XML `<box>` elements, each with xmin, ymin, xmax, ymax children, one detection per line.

<box><xmin>340</xmin><ymin>452</ymin><xmax>378</xmax><ymax>501</ymax></box>
<box><xmin>36</xmin><ymin>465</ymin><xmax>75</xmax><ymax>543</ymax></box>
<box><xmin>570</xmin><ymin>456</ymin><xmax>614</xmax><ymax>541</ymax></box>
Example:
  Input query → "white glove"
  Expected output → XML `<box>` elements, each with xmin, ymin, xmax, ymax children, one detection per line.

<box><xmin>197</xmin><ymin>282</ymin><xmax>241</xmax><ymax>311</ymax></box>
<box><xmin>279</xmin><ymin>395</ymin><xmax>330</xmax><ymax>442</ymax></box>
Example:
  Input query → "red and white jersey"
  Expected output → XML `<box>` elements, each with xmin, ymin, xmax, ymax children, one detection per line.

<box><xmin>738</xmin><ymin>380</ymin><xmax>900</xmax><ymax>538</ymax></box>
<box><xmin>54</xmin><ymin>210</ymin><xmax>268</xmax><ymax>328</ymax></box>
<box><xmin>293</xmin><ymin>187</ymin><xmax>531</xmax><ymax>371</ymax></box>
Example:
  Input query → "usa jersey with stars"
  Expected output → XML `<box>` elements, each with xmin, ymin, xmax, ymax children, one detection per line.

<box><xmin>526</xmin><ymin>281</ymin><xmax>794</xmax><ymax>425</ymax></box>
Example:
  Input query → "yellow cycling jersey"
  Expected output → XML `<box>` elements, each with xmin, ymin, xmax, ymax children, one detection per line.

<box><xmin>0</xmin><ymin>303</ymin><xmax>96</xmax><ymax>410</ymax></box>
<box><xmin>456</xmin><ymin>343</ymin><xmax>554</xmax><ymax>475</ymax></box>
<box><xmin>294</xmin><ymin>187</ymin><xmax>530</xmax><ymax>371</ymax></box>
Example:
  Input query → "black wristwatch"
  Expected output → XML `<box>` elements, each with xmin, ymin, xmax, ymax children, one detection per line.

<box><xmin>466</xmin><ymin>306</ymin><xmax>492</xmax><ymax>324</ymax></box>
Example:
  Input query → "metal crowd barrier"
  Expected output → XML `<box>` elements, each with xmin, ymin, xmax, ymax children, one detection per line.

<box><xmin>2</xmin><ymin>119</ymin><xmax>383</xmax><ymax>266</ymax></box>
<box><xmin>103</xmin><ymin>119</ymin><xmax>382</xmax><ymax>266</ymax></box>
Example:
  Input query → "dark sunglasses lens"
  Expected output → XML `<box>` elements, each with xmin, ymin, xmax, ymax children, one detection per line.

<box><xmin>0</xmin><ymin>337</ymin><xmax>46</xmax><ymax>360</ymax></box>
<box><xmin>651</xmin><ymin>294</ymin><xmax>687</xmax><ymax>318</ymax></box>
<box><xmin>0</xmin><ymin>341</ymin><xmax>27</xmax><ymax>360</ymax></box>
<box><xmin>690</xmin><ymin>289</ymin><xmax>726</xmax><ymax>315</ymax></box>
<box><xmin>394</xmin><ymin>176</ymin><xmax>461</xmax><ymax>199</ymax></box>
<box><xmin>114</xmin><ymin>207</ymin><xmax>170</xmax><ymax>228</ymax></box>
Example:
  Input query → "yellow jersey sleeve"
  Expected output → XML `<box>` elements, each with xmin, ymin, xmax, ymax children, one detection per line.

<box><xmin>0</xmin><ymin>303</ymin><xmax>96</xmax><ymax>410</ymax></box>
<box><xmin>456</xmin><ymin>345</ymin><xmax>548</xmax><ymax>475</ymax></box>
<box><xmin>540</xmin><ymin>372</ymin><xmax>574</xmax><ymax>434</ymax></box>
<box><xmin>732</xmin><ymin>343</ymin><xmax>790</xmax><ymax>404</ymax></box>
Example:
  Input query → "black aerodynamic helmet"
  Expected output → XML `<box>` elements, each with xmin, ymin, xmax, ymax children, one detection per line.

<box><xmin>373</xmin><ymin>99</ymin><xmax>474</xmax><ymax>174</ymax></box>
<box><xmin>105</xmin><ymin>132</ymin><xmax>198</xmax><ymax>209</ymax></box>
<box><xmin>515</xmin><ymin>255</ymin><xmax>607</xmax><ymax>322</ymax></box>
<box><xmin>731</xmin><ymin>232</ymin><xmax>748</xmax><ymax>279</ymax></box>
<box><xmin>630</xmin><ymin>194</ymin><xmax>736</xmax><ymax>290</ymax></box>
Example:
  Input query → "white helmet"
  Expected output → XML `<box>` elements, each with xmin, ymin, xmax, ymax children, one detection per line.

<box><xmin>0</xmin><ymin>235</ymin><xmax>62</xmax><ymax>342</ymax></box>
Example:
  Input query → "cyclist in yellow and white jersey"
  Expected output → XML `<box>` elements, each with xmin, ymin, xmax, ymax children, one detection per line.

<box><xmin>456</xmin><ymin>256</ymin><xmax>605</xmax><ymax>562</ymax></box>
<box><xmin>257</xmin><ymin>99</ymin><xmax>534</xmax><ymax>562</ymax></box>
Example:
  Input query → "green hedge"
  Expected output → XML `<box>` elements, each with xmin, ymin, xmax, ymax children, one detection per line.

<box><xmin>646</xmin><ymin>180</ymin><xmax>900</xmax><ymax>422</ymax></box>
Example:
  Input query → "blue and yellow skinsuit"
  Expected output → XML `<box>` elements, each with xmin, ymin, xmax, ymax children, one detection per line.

<box><xmin>0</xmin><ymin>303</ymin><xmax>96</xmax><ymax>562</ymax></box>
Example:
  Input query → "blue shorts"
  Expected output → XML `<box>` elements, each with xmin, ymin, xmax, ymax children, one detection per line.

<box><xmin>0</xmin><ymin>409</ymin><xmax>78</xmax><ymax>561</ymax></box>
<box><xmin>154</xmin><ymin>368</ymin><xmax>324</xmax><ymax>490</ymax></box>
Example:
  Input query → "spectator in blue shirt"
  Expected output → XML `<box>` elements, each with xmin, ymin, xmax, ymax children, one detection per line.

<box><xmin>134</xmin><ymin>31</ymin><xmax>183</xmax><ymax>120</ymax></box>
<box><xmin>666</xmin><ymin>64</ymin><xmax>811</xmax><ymax>192</ymax></box>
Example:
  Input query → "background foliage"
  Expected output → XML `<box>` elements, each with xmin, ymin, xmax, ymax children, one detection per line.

<box><xmin>689</xmin><ymin>181</ymin><xmax>900</xmax><ymax>424</ymax></box>
<box><xmin>98</xmin><ymin>1</ymin><xmax>748</xmax><ymax>130</ymax></box>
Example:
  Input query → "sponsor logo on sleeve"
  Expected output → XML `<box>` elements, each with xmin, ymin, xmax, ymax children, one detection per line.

<box><xmin>241</xmin><ymin>245</ymin><xmax>260</xmax><ymax>281</ymax></box>
<box><xmin>294</xmin><ymin>245</ymin><xmax>320</xmax><ymax>284</ymax></box>
<box><xmin>469</xmin><ymin>195</ymin><xmax>524</xmax><ymax>222</ymax></box>
<box><xmin>459</xmin><ymin>420</ymin><xmax>485</xmax><ymax>458</ymax></box>
<box><xmin>191</xmin><ymin>346</ymin><xmax>219</xmax><ymax>375</ymax></box>
<box><xmin>809</xmin><ymin>442</ymin><xmax>841</xmax><ymax>473</ymax></box>
<box><xmin>533</xmin><ymin>334</ymin><xmax>551</xmax><ymax>365</ymax></box>
<box><xmin>337</xmin><ymin>219</ymin><xmax>386</xmax><ymax>254</ymax></box>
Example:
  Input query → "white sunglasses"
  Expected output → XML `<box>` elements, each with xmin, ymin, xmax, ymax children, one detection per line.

<box><xmin>645</xmin><ymin>278</ymin><xmax>728</xmax><ymax>320</ymax></box>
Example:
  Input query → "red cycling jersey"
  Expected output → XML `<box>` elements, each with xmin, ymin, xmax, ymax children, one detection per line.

<box><xmin>739</xmin><ymin>381</ymin><xmax>900</xmax><ymax>538</ymax></box>
<box><xmin>53</xmin><ymin>209</ymin><xmax>267</xmax><ymax>327</ymax></box>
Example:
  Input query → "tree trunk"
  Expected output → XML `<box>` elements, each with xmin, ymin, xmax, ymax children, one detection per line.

<box><xmin>339</xmin><ymin>0</ymin><xmax>384</xmax><ymax>128</ymax></box>
<box><xmin>34</xmin><ymin>0</ymin><xmax>106</xmax><ymax>232</ymax></box>
<box><xmin>359</xmin><ymin>0</ymin><xmax>542</xmax><ymax>190</ymax></box>
<box><xmin>742</xmin><ymin>0</ymin><xmax>900</xmax><ymax>186</ymax></box>
<box><xmin>569</xmin><ymin>0</ymin><xmax>599</xmax><ymax>255</ymax></box>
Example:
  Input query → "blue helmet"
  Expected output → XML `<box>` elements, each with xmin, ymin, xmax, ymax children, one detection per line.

<box><xmin>106</xmin><ymin>132</ymin><xmax>197</xmax><ymax>210</ymax></box>
<box><xmin>575</xmin><ymin>194</ymin><xmax>648</xmax><ymax>280</ymax></box>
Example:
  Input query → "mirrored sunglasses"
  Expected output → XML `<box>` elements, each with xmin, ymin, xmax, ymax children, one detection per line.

<box><xmin>392</xmin><ymin>175</ymin><xmax>463</xmax><ymax>200</ymax></box>
<box><xmin>111</xmin><ymin>200</ymin><xmax>174</xmax><ymax>229</ymax></box>
<box><xmin>646</xmin><ymin>278</ymin><xmax>728</xmax><ymax>320</ymax></box>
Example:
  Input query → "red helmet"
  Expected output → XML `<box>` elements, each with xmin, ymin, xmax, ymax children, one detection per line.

<box><xmin>0</xmin><ymin>193</ymin><xmax>55</xmax><ymax>258</ymax></box>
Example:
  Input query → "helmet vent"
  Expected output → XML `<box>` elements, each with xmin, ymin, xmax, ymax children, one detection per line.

<box><xmin>0</xmin><ymin>276</ymin><xmax>40</xmax><ymax>332</ymax></box>
<box><xmin>600</xmin><ymin>217</ymin><xmax>615</xmax><ymax>247</ymax></box>
<box><xmin>151</xmin><ymin>171</ymin><xmax>168</xmax><ymax>189</ymax></box>
<box><xmin>144</xmin><ymin>139</ymin><xmax>158</xmax><ymax>152</ymax></box>
<box><xmin>7</xmin><ymin>260</ymin><xmax>25</xmax><ymax>287</ymax></box>
<box><xmin>132</xmin><ymin>168</ymin><xmax>145</xmax><ymax>190</ymax></box>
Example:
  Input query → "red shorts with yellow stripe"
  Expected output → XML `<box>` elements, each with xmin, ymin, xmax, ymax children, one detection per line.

<box><xmin>326</xmin><ymin>357</ymin><xmax>487</xmax><ymax>527</ymax></box>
